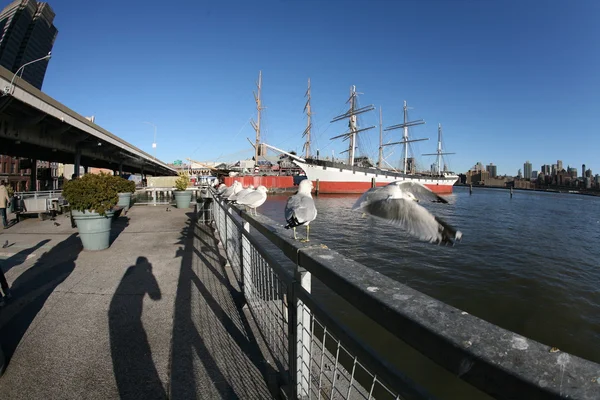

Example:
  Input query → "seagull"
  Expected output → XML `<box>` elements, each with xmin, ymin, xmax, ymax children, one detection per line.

<box><xmin>229</xmin><ymin>185</ymin><xmax>254</xmax><ymax>202</ymax></box>
<box><xmin>284</xmin><ymin>180</ymin><xmax>317</xmax><ymax>242</ymax></box>
<box><xmin>221</xmin><ymin>181</ymin><xmax>242</xmax><ymax>200</ymax></box>
<box><xmin>353</xmin><ymin>181</ymin><xmax>462</xmax><ymax>246</ymax></box>
<box><xmin>236</xmin><ymin>185</ymin><xmax>267</xmax><ymax>215</ymax></box>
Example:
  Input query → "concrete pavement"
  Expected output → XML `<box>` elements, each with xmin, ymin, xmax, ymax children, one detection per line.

<box><xmin>0</xmin><ymin>205</ymin><xmax>276</xmax><ymax>399</ymax></box>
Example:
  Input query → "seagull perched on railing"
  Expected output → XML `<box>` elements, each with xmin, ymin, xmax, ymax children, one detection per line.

<box><xmin>353</xmin><ymin>181</ymin><xmax>462</xmax><ymax>246</ymax></box>
<box><xmin>236</xmin><ymin>185</ymin><xmax>267</xmax><ymax>215</ymax></box>
<box><xmin>229</xmin><ymin>185</ymin><xmax>254</xmax><ymax>203</ymax></box>
<box><xmin>221</xmin><ymin>181</ymin><xmax>242</xmax><ymax>200</ymax></box>
<box><xmin>285</xmin><ymin>180</ymin><xmax>317</xmax><ymax>242</ymax></box>
<box><xmin>217</xmin><ymin>183</ymin><xmax>227</xmax><ymax>195</ymax></box>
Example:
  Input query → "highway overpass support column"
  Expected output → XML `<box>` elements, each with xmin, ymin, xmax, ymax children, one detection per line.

<box><xmin>30</xmin><ymin>159</ymin><xmax>37</xmax><ymax>191</ymax></box>
<box><xmin>74</xmin><ymin>147</ymin><xmax>82</xmax><ymax>178</ymax></box>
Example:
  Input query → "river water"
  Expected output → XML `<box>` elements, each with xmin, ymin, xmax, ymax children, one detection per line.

<box><xmin>257</xmin><ymin>186</ymin><xmax>600</xmax><ymax>399</ymax></box>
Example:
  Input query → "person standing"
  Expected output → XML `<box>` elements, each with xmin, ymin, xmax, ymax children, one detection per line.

<box><xmin>0</xmin><ymin>180</ymin><xmax>10</xmax><ymax>229</ymax></box>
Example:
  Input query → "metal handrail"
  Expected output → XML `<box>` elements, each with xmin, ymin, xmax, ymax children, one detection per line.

<box><xmin>208</xmin><ymin>189</ymin><xmax>600</xmax><ymax>400</ymax></box>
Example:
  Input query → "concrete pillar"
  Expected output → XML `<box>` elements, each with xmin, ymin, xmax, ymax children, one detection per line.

<box><xmin>119</xmin><ymin>161</ymin><xmax>123</xmax><ymax>176</ymax></box>
<box><xmin>74</xmin><ymin>148</ymin><xmax>82</xmax><ymax>178</ymax></box>
<box><xmin>30</xmin><ymin>158</ymin><xmax>37</xmax><ymax>191</ymax></box>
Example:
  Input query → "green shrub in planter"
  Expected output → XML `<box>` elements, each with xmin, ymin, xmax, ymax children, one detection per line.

<box><xmin>175</xmin><ymin>174</ymin><xmax>190</xmax><ymax>191</ymax></box>
<box><xmin>112</xmin><ymin>176</ymin><xmax>136</xmax><ymax>194</ymax></box>
<box><xmin>63</xmin><ymin>173</ymin><xmax>119</xmax><ymax>216</ymax></box>
<box><xmin>174</xmin><ymin>174</ymin><xmax>192</xmax><ymax>208</ymax></box>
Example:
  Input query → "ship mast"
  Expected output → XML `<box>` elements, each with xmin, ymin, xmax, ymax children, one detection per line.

<box><xmin>302</xmin><ymin>78</ymin><xmax>312</xmax><ymax>158</ymax></box>
<box><xmin>330</xmin><ymin>86</ymin><xmax>375</xmax><ymax>166</ymax></box>
<box><xmin>422</xmin><ymin>123</ymin><xmax>456</xmax><ymax>175</ymax></box>
<box><xmin>383</xmin><ymin>100</ymin><xmax>427</xmax><ymax>174</ymax></box>
<box><xmin>250</xmin><ymin>71</ymin><xmax>263</xmax><ymax>165</ymax></box>
<box><xmin>378</xmin><ymin>107</ymin><xmax>383</xmax><ymax>168</ymax></box>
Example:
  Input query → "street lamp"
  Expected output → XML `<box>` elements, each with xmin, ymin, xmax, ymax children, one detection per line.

<box><xmin>3</xmin><ymin>52</ymin><xmax>52</xmax><ymax>96</ymax></box>
<box><xmin>143</xmin><ymin>121</ymin><xmax>157</xmax><ymax>160</ymax></box>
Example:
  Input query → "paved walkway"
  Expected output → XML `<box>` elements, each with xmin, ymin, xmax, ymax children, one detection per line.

<box><xmin>0</xmin><ymin>206</ymin><xmax>277</xmax><ymax>399</ymax></box>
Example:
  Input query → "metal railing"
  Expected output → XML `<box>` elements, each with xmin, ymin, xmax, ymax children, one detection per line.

<box><xmin>204</xmin><ymin>191</ymin><xmax>600</xmax><ymax>400</ymax></box>
<box><xmin>208</xmin><ymin>194</ymin><xmax>429</xmax><ymax>400</ymax></box>
<box><xmin>132</xmin><ymin>187</ymin><xmax>204</xmax><ymax>206</ymax></box>
<box><xmin>13</xmin><ymin>190</ymin><xmax>65</xmax><ymax>214</ymax></box>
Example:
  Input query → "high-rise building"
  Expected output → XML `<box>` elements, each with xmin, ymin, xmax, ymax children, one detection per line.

<box><xmin>0</xmin><ymin>0</ymin><xmax>57</xmax><ymax>89</ymax></box>
<box><xmin>557</xmin><ymin>160</ymin><xmax>563</xmax><ymax>172</ymax></box>
<box><xmin>523</xmin><ymin>161</ymin><xmax>532</xmax><ymax>180</ymax></box>
<box><xmin>541</xmin><ymin>164</ymin><xmax>551</xmax><ymax>176</ymax></box>
<box><xmin>582</xmin><ymin>164</ymin><xmax>586</xmax><ymax>179</ymax></box>
<box><xmin>531</xmin><ymin>170</ymin><xmax>538</xmax><ymax>180</ymax></box>
<box><xmin>486</xmin><ymin>163</ymin><xmax>497</xmax><ymax>178</ymax></box>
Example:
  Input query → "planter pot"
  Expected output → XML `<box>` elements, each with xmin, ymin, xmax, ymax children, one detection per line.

<box><xmin>117</xmin><ymin>192</ymin><xmax>132</xmax><ymax>211</ymax></box>
<box><xmin>174</xmin><ymin>191</ymin><xmax>192</xmax><ymax>209</ymax></box>
<box><xmin>72</xmin><ymin>209</ymin><xmax>115</xmax><ymax>251</ymax></box>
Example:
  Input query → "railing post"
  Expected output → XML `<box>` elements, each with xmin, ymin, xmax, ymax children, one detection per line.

<box><xmin>287</xmin><ymin>277</ymin><xmax>298</xmax><ymax>399</ymax></box>
<box><xmin>295</xmin><ymin>266</ymin><xmax>312</xmax><ymax>398</ymax></box>
<box><xmin>240</xmin><ymin>221</ymin><xmax>250</xmax><ymax>297</ymax></box>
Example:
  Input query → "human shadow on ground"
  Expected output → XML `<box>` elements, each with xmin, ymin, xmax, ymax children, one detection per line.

<box><xmin>109</xmin><ymin>256</ymin><xmax>166</xmax><ymax>400</ymax></box>
<box><xmin>0</xmin><ymin>234</ymin><xmax>82</xmax><ymax>363</ymax></box>
<box><xmin>0</xmin><ymin>239</ymin><xmax>50</xmax><ymax>274</ymax></box>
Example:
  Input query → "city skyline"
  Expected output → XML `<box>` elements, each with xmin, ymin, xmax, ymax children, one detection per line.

<box><xmin>469</xmin><ymin>159</ymin><xmax>596</xmax><ymax>179</ymax></box>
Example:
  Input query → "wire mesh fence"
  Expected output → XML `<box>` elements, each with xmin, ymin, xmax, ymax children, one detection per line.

<box><xmin>208</xmin><ymin>193</ymin><xmax>425</xmax><ymax>400</ymax></box>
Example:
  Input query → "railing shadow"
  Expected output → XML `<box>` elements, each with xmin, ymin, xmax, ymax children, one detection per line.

<box><xmin>169</xmin><ymin>212</ymin><xmax>278</xmax><ymax>399</ymax></box>
<box><xmin>109</xmin><ymin>256</ymin><xmax>166</xmax><ymax>400</ymax></box>
<box><xmin>0</xmin><ymin>234</ymin><xmax>82</xmax><ymax>364</ymax></box>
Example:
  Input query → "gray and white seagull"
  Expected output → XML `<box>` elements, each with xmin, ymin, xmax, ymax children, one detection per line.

<box><xmin>284</xmin><ymin>179</ymin><xmax>317</xmax><ymax>242</ymax></box>
<box><xmin>353</xmin><ymin>181</ymin><xmax>462</xmax><ymax>246</ymax></box>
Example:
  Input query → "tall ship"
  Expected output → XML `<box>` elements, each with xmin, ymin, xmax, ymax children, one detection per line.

<box><xmin>290</xmin><ymin>84</ymin><xmax>459</xmax><ymax>194</ymax></box>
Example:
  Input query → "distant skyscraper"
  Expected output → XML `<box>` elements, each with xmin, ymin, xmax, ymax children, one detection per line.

<box><xmin>0</xmin><ymin>0</ymin><xmax>57</xmax><ymax>89</ymax></box>
<box><xmin>582</xmin><ymin>164</ymin><xmax>586</xmax><ymax>179</ymax></box>
<box><xmin>544</xmin><ymin>164</ymin><xmax>552</xmax><ymax>175</ymax></box>
<box><xmin>557</xmin><ymin>160</ymin><xmax>563</xmax><ymax>172</ymax></box>
<box><xmin>523</xmin><ymin>161</ymin><xmax>532</xmax><ymax>180</ymax></box>
<box><xmin>486</xmin><ymin>163</ymin><xmax>497</xmax><ymax>178</ymax></box>
<box><xmin>531</xmin><ymin>170</ymin><xmax>538</xmax><ymax>180</ymax></box>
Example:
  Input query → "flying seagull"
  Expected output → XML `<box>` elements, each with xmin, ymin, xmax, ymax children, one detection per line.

<box><xmin>285</xmin><ymin>180</ymin><xmax>317</xmax><ymax>242</ymax></box>
<box><xmin>353</xmin><ymin>181</ymin><xmax>462</xmax><ymax>245</ymax></box>
<box><xmin>236</xmin><ymin>185</ymin><xmax>267</xmax><ymax>215</ymax></box>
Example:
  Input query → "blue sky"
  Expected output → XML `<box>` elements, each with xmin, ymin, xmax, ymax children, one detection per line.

<box><xmin>32</xmin><ymin>0</ymin><xmax>600</xmax><ymax>176</ymax></box>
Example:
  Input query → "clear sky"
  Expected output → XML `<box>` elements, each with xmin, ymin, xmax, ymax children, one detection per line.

<box><xmin>33</xmin><ymin>0</ymin><xmax>600</xmax><ymax>176</ymax></box>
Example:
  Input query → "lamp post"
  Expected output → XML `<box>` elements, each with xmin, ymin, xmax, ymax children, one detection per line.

<box><xmin>3</xmin><ymin>52</ymin><xmax>52</xmax><ymax>96</ymax></box>
<box><xmin>143</xmin><ymin>121</ymin><xmax>157</xmax><ymax>160</ymax></box>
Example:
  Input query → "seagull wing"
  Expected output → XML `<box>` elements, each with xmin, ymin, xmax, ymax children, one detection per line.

<box><xmin>352</xmin><ymin>184</ymin><xmax>400</xmax><ymax>210</ymax></box>
<box><xmin>285</xmin><ymin>194</ymin><xmax>317</xmax><ymax>227</ymax></box>
<box><xmin>395</xmin><ymin>181</ymin><xmax>448</xmax><ymax>203</ymax></box>
<box><xmin>238</xmin><ymin>190</ymin><xmax>266</xmax><ymax>208</ymax></box>
<box><xmin>363</xmin><ymin>198</ymin><xmax>442</xmax><ymax>243</ymax></box>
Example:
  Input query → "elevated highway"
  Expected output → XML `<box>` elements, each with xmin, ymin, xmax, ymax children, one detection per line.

<box><xmin>0</xmin><ymin>66</ymin><xmax>176</xmax><ymax>176</ymax></box>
